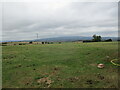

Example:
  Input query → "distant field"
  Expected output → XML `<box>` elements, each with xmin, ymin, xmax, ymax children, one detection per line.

<box><xmin>2</xmin><ymin>42</ymin><xmax>118</xmax><ymax>88</ymax></box>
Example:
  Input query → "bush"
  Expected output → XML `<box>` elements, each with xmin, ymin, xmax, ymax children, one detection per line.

<box><xmin>29</xmin><ymin>41</ymin><xmax>33</xmax><ymax>44</ymax></box>
<box><xmin>2</xmin><ymin>44</ymin><xmax>7</xmax><ymax>46</ymax></box>
<box><xmin>83</xmin><ymin>40</ymin><xmax>93</xmax><ymax>43</ymax></box>
<box><xmin>105</xmin><ymin>39</ymin><xmax>112</xmax><ymax>42</ymax></box>
<box><xmin>19</xmin><ymin>43</ymin><xmax>26</xmax><ymax>45</ymax></box>
<box><xmin>59</xmin><ymin>42</ymin><xmax>61</xmax><ymax>44</ymax></box>
<box><xmin>51</xmin><ymin>42</ymin><xmax>53</xmax><ymax>44</ymax></box>
<box><xmin>45</xmin><ymin>42</ymin><xmax>48</xmax><ymax>44</ymax></box>
<box><xmin>2</xmin><ymin>42</ymin><xmax>7</xmax><ymax>44</ymax></box>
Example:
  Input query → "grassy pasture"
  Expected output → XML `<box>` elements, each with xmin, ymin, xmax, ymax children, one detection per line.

<box><xmin>2</xmin><ymin>42</ymin><xmax>118</xmax><ymax>88</ymax></box>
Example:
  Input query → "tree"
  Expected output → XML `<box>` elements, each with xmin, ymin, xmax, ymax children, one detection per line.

<box><xmin>92</xmin><ymin>34</ymin><xmax>102</xmax><ymax>42</ymax></box>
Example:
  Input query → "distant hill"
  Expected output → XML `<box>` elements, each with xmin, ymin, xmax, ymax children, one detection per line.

<box><xmin>33</xmin><ymin>36</ymin><xmax>118</xmax><ymax>42</ymax></box>
<box><xmin>2</xmin><ymin>36</ymin><xmax>118</xmax><ymax>42</ymax></box>
<box><xmin>34</xmin><ymin>36</ymin><xmax>92</xmax><ymax>42</ymax></box>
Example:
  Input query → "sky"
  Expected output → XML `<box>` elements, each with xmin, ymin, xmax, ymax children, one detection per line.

<box><xmin>1</xmin><ymin>1</ymin><xmax>118</xmax><ymax>41</ymax></box>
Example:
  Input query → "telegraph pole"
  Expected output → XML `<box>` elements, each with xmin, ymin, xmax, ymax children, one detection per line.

<box><xmin>36</xmin><ymin>33</ymin><xmax>38</xmax><ymax>44</ymax></box>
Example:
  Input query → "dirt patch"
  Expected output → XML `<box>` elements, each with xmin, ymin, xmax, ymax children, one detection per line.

<box><xmin>90</xmin><ymin>63</ymin><xmax>97</xmax><ymax>66</ymax></box>
<box><xmin>96</xmin><ymin>73</ymin><xmax>105</xmax><ymax>80</ymax></box>
<box><xmin>22</xmin><ymin>77</ymin><xmax>33</xmax><ymax>86</ymax></box>
<box><xmin>86</xmin><ymin>79</ymin><xmax>99</xmax><ymax>85</ymax></box>
<box><xmin>37</xmin><ymin>77</ymin><xmax>53</xmax><ymax>88</ymax></box>
<box><xmin>86</xmin><ymin>80</ymin><xmax>93</xmax><ymax>84</ymax></box>
<box><xmin>53</xmin><ymin>67</ymin><xmax>61</xmax><ymax>71</ymax></box>
<box><xmin>68</xmin><ymin>77</ymin><xmax>79</xmax><ymax>82</ymax></box>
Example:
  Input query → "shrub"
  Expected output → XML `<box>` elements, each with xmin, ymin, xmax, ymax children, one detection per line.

<box><xmin>45</xmin><ymin>42</ymin><xmax>48</xmax><ymax>44</ymax></box>
<box><xmin>83</xmin><ymin>40</ymin><xmax>93</xmax><ymax>43</ymax></box>
<box><xmin>2</xmin><ymin>44</ymin><xmax>7</xmax><ymax>46</ymax></box>
<box><xmin>2</xmin><ymin>42</ymin><xmax>7</xmax><ymax>44</ymax></box>
<box><xmin>42</xmin><ymin>42</ymin><xmax>44</xmax><ymax>44</ymax></box>
<box><xmin>19</xmin><ymin>43</ymin><xmax>26</xmax><ymax>45</ymax></box>
<box><xmin>29</xmin><ymin>41</ymin><xmax>33</xmax><ymax>44</ymax></box>
<box><xmin>105</xmin><ymin>39</ymin><xmax>112</xmax><ymax>42</ymax></box>
<box><xmin>51</xmin><ymin>42</ymin><xmax>53</xmax><ymax>44</ymax></box>
<box><xmin>59</xmin><ymin>42</ymin><xmax>61</xmax><ymax>44</ymax></box>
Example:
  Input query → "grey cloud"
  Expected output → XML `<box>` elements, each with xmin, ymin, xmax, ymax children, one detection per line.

<box><xmin>2</xmin><ymin>2</ymin><xmax>118</xmax><ymax>41</ymax></box>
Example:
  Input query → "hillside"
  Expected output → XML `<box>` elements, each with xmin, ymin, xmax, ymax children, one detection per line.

<box><xmin>34</xmin><ymin>36</ymin><xmax>118</xmax><ymax>42</ymax></box>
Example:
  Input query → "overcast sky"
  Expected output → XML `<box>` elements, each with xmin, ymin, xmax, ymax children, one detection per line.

<box><xmin>2</xmin><ymin>2</ymin><xmax>118</xmax><ymax>41</ymax></box>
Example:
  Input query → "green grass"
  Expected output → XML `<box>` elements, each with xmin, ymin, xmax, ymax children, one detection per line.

<box><xmin>2</xmin><ymin>42</ymin><xmax>118</xmax><ymax>88</ymax></box>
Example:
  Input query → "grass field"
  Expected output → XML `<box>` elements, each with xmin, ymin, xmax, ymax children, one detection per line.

<box><xmin>2</xmin><ymin>42</ymin><xmax>118</xmax><ymax>88</ymax></box>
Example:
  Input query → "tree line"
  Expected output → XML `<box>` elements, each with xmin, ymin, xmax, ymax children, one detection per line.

<box><xmin>83</xmin><ymin>34</ymin><xmax>112</xmax><ymax>43</ymax></box>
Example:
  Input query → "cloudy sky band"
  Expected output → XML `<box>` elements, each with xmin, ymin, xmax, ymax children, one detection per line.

<box><xmin>1</xmin><ymin>1</ymin><xmax>118</xmax><ymax>41</ymax></box>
